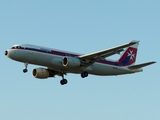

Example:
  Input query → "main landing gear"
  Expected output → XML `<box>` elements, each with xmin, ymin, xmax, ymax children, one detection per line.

<box><xmin>60</xmin><ymin>72</ymin><xmax>88</xmax><ymax>85</ymax></box>
<box><xmin>60</xmin><ymin>74</ymin><xmax>68</xmax><ymax>85</ymax></box>
<box><xmin>23</xmin><ymin>63</ymin><xmax>28</xmax><ymax>73</ymax></box>
<box><xmin>81</xmin><ymin>71</ymin><xmax>88</xmax><ymax>78</ymax></box>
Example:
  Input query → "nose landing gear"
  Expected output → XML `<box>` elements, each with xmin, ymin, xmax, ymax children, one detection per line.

<box><xmin>23</xmin><ymin>63</ymin><xmax>28</xmax><ymax>73</ymax></box>
<box><xmin>23</xmin><ymin>68</ymin><xmax>28</xmax><ymax>73</ymax></box>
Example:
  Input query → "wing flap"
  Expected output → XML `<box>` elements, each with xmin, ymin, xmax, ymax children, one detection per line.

<box><xmin>128</xmin><ymin>61</ymin><xmax>156</xmax><ymax>70</ymax></box>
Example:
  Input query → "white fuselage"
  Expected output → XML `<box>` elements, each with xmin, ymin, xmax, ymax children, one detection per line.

<box><xmin>6</xmin><ymin>44</ymin><xmax>138</xmax><ymax>76</ymax></box>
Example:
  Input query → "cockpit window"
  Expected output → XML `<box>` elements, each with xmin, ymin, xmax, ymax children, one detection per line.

<box><xmin>11</xmin><ymin>46</ymin><xmax>23</xmax><ymax>49</ymax></box>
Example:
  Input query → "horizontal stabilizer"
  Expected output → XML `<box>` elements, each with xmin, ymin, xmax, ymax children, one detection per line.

<box><xmin>129</xmin><ymin>61</ymin><xmax>156</xmax><ymax>70</ymax></box>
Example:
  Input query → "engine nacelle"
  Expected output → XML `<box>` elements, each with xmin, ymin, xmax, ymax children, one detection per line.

<box><xmin>62</xmin><ymin>56</ymin><xmax>81</xmax><ymax>67</ymax></box>
<box><xmin>32</xmin><ymin>68</ymin><xmax>50</xmax><ymax>79</ymax></box>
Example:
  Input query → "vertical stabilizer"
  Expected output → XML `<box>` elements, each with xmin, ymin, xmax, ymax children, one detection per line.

<box><xmin>118</xmin><ymin>41</ymin><xmax>139</xmax><ymax>66</ymax></box>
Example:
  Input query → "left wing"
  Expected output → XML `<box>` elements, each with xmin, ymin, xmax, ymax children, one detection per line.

<box><xmin>79</xmin><ymin>40</ymin><xmax>138</xmax><ymax>66</ymax></box>
<box><xmin>128</xmin><ymin>61</ymin><xmax>156</xmax><ymax>70</ymax></box>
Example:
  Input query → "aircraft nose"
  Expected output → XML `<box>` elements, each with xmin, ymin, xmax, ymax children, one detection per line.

<box><xmin>5</xmin><ymin>50</ymin><xmax>8</xmax><ymax>56</ymax></box>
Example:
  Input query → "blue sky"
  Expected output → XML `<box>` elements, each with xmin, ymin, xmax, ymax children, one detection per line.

<box><xmin>1</xmin><ymin>1</ymin><xmax>159</xmax><ymax>120</ymax></box>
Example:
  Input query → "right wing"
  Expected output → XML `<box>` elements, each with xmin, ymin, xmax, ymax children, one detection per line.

<box><xmin>79</xmin><ymin>40</ymin><xmax>139</xmax><ymax>67</ymax></box>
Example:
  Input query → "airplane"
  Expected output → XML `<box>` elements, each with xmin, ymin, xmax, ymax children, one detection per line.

<box><xmin>5</xmin><ymin>40</ymin><xmax>156</xmax><ymax>85</ymax></box>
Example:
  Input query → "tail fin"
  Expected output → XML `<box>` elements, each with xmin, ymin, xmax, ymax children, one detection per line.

<box><xmin>118</xmin><ymin>41</ymin><xmax>139</xmax><ymax>66</ymax></box>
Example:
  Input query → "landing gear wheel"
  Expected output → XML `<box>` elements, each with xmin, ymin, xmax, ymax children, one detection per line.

<box><xmin>64</xmin><ymin>79</ymin><xmax>68</xmax><ymax>84</ymax></box>
<box><xmin>60</xmin><ymin>80</ymin><xmax>64</xmax><ymax>85</ymax></box>
<box><xmin>84</xmin><ymin>72</ymin><xmax>88</xmax><ymax>77</ymax></box>
<box><xmin>81</xmin><ymin>73</ymin><xmax>85</xmax><ymax>78</ymax></box>
<box><xmin>23</xmin><ymin>68</ymin><xmax>28</xmax><ymax>73</ymax></box>
<box><xmin>60</xmin><ymin>79</ymin><xmax>68</xmax><ymax>85</ymax></box>
<box><xmin>81</xmin><ymin>72</ymin><xmax>88</xmax><ymax>78</ymax></box>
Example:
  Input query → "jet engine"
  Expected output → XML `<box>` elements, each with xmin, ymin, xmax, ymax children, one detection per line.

<box><xmin>32</xmin><ymin>68</ymin><xmax>50</xmax><ymax>79</ymax></box>
<box><xmin>62</xmin><ymin>56</ymin><xmax>81</xmax><ymax>67</ymax></box>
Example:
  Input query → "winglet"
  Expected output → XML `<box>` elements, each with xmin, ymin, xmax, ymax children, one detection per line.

<box><xmin>130</xmin><ymin>40</ymin><xmax>139</xmax><ymax>44</ymax></box>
